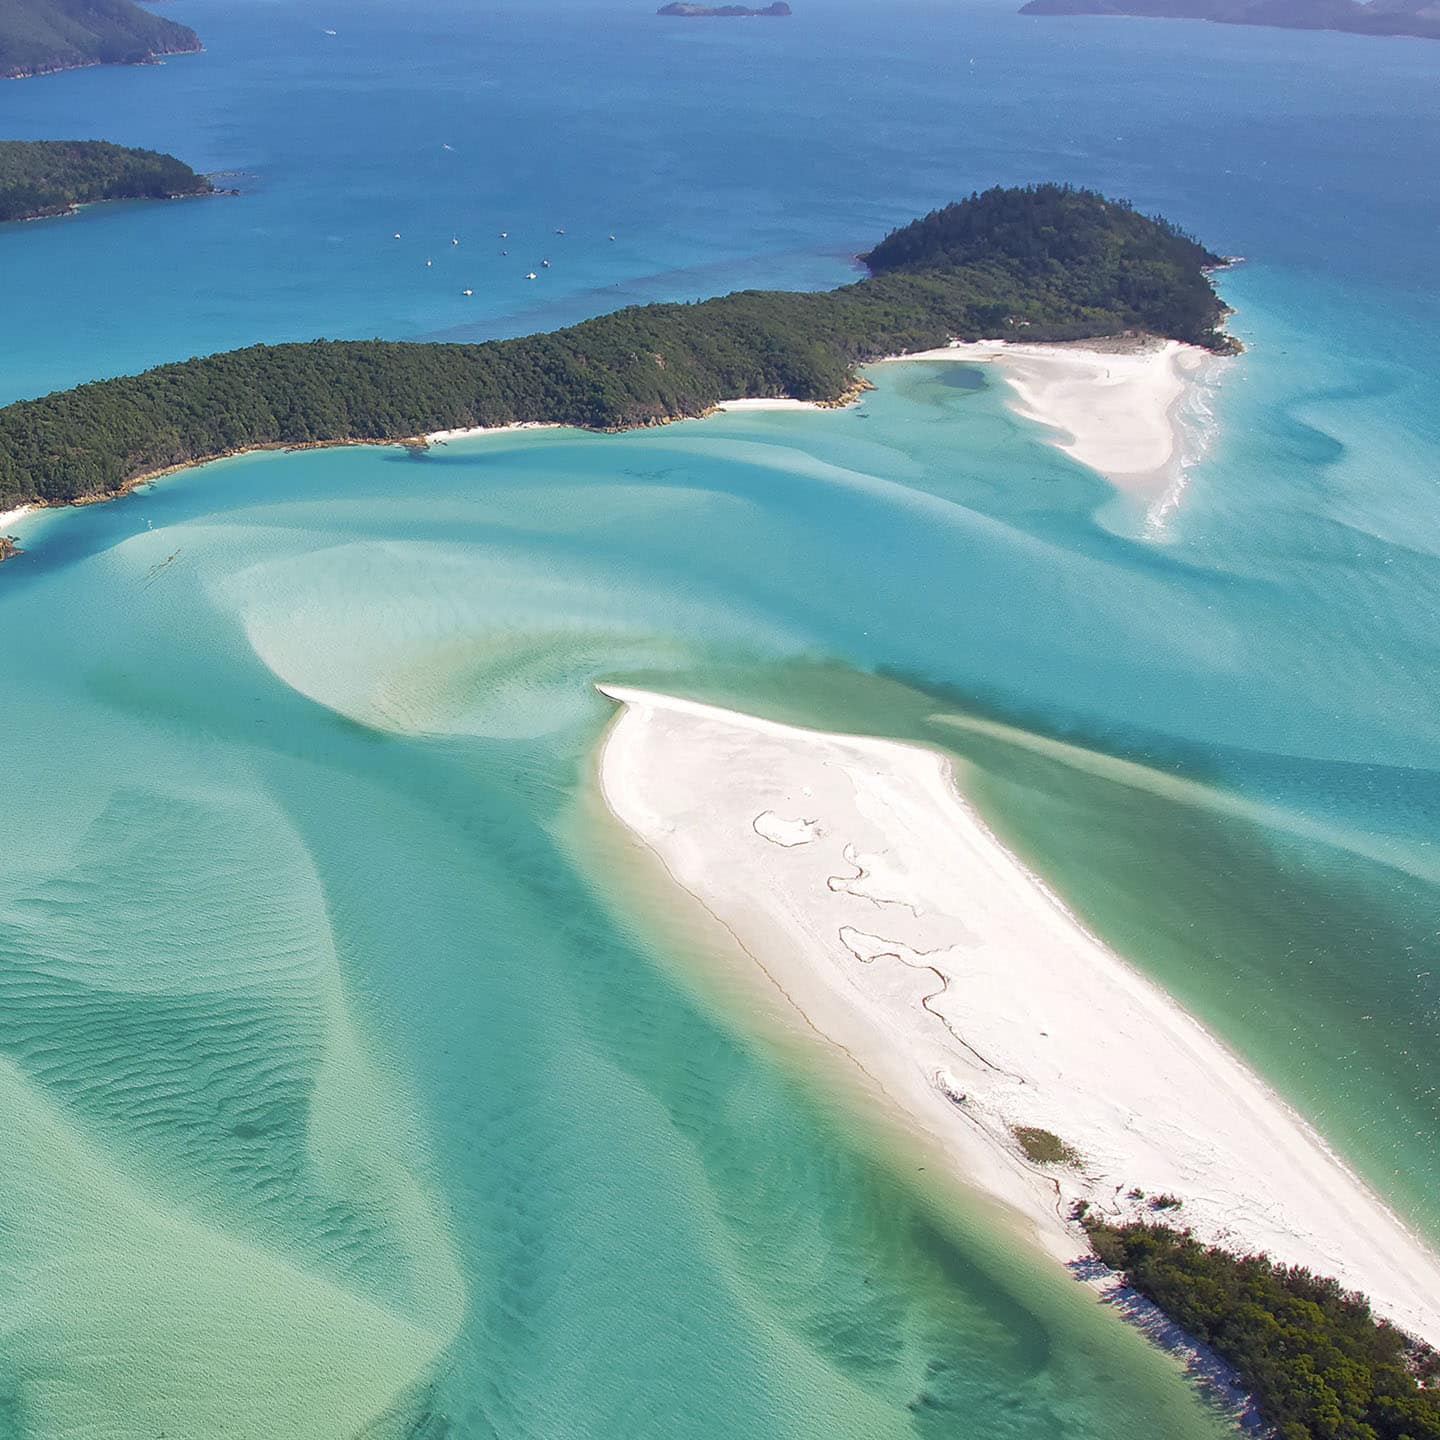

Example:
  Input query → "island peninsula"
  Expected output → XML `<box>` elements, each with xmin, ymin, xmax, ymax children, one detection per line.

<box><xmin>0</xmin><ymin>140</ymin><xmax>214</xmax><ymax>224</ymax></box>
<box><xmin>0</xmin><ymin>184</ymin><xmax>1233</xmax><ymax>511</ymax></box>
<box><xmin>0</xmin><ymin>0</ymin><xmax>201</xmax><ymax>79</ymax></box>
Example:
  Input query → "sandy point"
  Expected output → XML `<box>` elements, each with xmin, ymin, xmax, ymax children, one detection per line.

<box><xmin>880</xmin><ymin>338</ymin><xmax>1225</xmax><ymax>503</ymax></box>
<box><xmin>595</xmin><ymin>683</ymin><xmax>1440</xmax><ymax>1350</ymax></box>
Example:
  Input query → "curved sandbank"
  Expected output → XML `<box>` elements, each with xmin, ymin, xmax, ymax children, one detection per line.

<box><xmin>596</xmin><ymin>685</ymin><xmax>1440</xmax><ymax>1349</ymax></box>
<box><xmin>882</xmin><ymin>339</ymin><xmax>1218</xmax><ymax>500</ymax></box>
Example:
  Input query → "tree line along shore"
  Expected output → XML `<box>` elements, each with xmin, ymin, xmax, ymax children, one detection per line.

<box><xmin>0</xmin><ymin>184</ymin><xmax>1234</xmax><ymax>510</ymax></box>
<box><xmin>1087</xmin><ymin>1222</ymin><xmax>1440</xmax><ymax>1440</ymax></box>
<box><xmin>0</xmin><ymin>140</ymin><xmax>213</xmax><ymax>224</ymax></box>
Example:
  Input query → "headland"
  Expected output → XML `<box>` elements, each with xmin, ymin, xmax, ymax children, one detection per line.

<box><xmin>0</xmin><ymin>0</ymin><xmax>201</xmax><ymax>79</ymax></box>
<box><xmin>0</xmin><ymin>141</ymin><xmax>215</xmax><ymax>225</ymax></box>
<box><xmin>0</xmin><ymin>184</ymin><xmax>1233</xmax><ymax>515</ymax></box>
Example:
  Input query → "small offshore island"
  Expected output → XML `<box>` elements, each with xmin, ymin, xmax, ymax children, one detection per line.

<box><xmin>0</xmin><ymin>140</ymin><xmax>214</xmax><ymax>224</ymax></box>
<box><xmin>658</xmin><ymin>3</ymin><xmax>792</xmax><ymax>15</ymax></box>
<box><xmin>0</xmin><ymin>0</ymin><xmax>201</xmax><ymax>79</ymax></box>
<box><xmin>0</xmin><ymin>184</ymin><xmax>1233</xmax><ymax>512</ymax></box>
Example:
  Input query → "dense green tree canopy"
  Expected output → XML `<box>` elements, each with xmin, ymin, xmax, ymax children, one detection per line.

<box><xmin>0</xmin><ymin>186</ymin><xmax>1235</xmax><ymax>509</ymax></box>
<box><xmin>0</xmin><ymin>140</ymin><xmax>212</xmax><ymax>223</ymax></box>
<box><xmin>1088</xmin><ymin>1221</ymin><xmax>1440</xmax><ymax>1440</ymax></box>
<box><xmin>864</xmin><ymin>184</ymin><xmax>1228</xmax><ymax>348</ymax></box>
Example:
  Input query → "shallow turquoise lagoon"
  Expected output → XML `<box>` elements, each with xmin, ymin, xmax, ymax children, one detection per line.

<box><xmin>3</xmin><ymin>343</ymin><xmax>1438</xmax><ymax>1433</ymax></box>
<box><xmin>3</xmin><ymin>0</ymin><xmax>1439</xmax><ymax>1433</ymax></box>
<box><xmin>0</xmin><ymin>384</ymin><xmax>1248</xmax><ymax>1436</ymax></box>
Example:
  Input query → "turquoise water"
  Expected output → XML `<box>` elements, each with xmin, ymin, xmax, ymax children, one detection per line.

<box><xmin>3</xmin><ymin>0</ymin><xmax>1439</xmax><ymax>1435</ymax></box>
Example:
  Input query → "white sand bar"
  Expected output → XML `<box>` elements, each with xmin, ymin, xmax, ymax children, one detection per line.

<box><xmin>884</xmin><ymin>341</ymin><xmax>1214</xmax><ymax>498</ymax></box>
<box><xmin>598</xmin><ymin>686</ymin><xmax>1440</xmax><ymax>1346</ymax></box>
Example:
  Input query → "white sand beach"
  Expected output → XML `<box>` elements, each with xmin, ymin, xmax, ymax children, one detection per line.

<box><xmin>884</xmin><ymin>340</ymin><xmax>1216</xmax><ymax>500</ymax></box>
<box><xmin>597</xmin><ymin>685</ymin><xmax>1440</xmax><ymax>1348</ymax></box>
<box><xmin>0</xmin><ymin>505</ymin><xmax>31</xmax><ymax>531</ymax></box>
<box><xmin>714</xmin><ymin>397</ymin><xmax>825</xmax><ymax>414</ymax></box>
<box><xmin>423</xmin><ymin>422</ymin><xmax>560</xmax><ymax>443</ymax></box>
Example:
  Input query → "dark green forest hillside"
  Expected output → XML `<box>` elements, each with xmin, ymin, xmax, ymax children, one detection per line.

<box><xmin>863</xmin><ymin>185</ymin><xmax>1228</xmax><ymax>348</ymax></box>
<box><xmin>1087</xmin><ymin>1222</ymin><xmax>1440</xmax><ymax>1440</ymax></box>
<box><xmin>0</xmin><ymin>185</ymin><xmax>1235</xmax><ymax>509</ymax></box>
<box><xmin>0</xmin><ymin>0</ymin><xmax>200</xmax><ymax>79</ymax></box>
<box><xmin>0</xmin><ymin>140</ymin><xmax>212</xmax><ymax>222</ymax></box>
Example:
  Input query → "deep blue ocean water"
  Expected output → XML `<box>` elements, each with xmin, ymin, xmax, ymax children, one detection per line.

<box><xmin>1</xmin><ymin>1</ymin><xmax>1438</xmax><ymax>1435</ymax></box>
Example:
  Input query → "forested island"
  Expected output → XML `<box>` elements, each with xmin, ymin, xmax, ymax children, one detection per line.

<box><xmin>658</xmin><ymin>3</ymin><xmax>792</xmax><ymax>14</ymax></box>
<box><xmin>0</xmin><ymin>140</ymin><xmax>213</xmax><ymax>223</ymax></box>
<box><xmin>0</xmin><ymin>184</ymin><xmax>1234</xmax><ymax>510</ymax></box>
<box><xmin>0</xmin><ymin>0</ymin><xmax>201</xmax><ymax>79</ymax></box>
<box><xmin>1087</xmin><ymin>1222</ymin><xmax>1440</xmax><ymax>1440</ymax></box>
<box><xmin>1019</xmin><ymin>0</ymin><xmax>1440</xmax><ymax>42</ymax></box>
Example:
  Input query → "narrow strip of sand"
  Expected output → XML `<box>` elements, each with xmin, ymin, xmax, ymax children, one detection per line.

<box><xmin>714</xmin><ymin>397</ymin><xmax>825</xmax><ymax>414</ymax></box>
<box><xmin>423</xmin><ymin>422</ymin><xmax>560</xmax><ymax>443</ymax></box>
<box><xmin>597</xmin><ymin>685</ymin><xmax>1440</xmax><ymax>1348</ymax></box>
<box><xmin>882</xmin><ymin>340</ymin><xmax>1218</xmax><ymax>501</ymax></box>
<box><xmin>0</xmin><ymin>505</ymin><xmax>30</xmax><ymax>531</ymax></box>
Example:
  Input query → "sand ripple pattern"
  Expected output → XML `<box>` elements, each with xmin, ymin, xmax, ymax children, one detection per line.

<box><xmin>0</xmin><ymin>784</ymin><xmax>464</xmax><ymax>1438</ymax></box>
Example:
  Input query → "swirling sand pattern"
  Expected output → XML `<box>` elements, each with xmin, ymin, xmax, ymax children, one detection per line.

<box><xmin>220</xmin><ymin>538</ymin><xmax>810</xmax><ymax>739</ymax></box>
<box><xmin>0</xmin><ymin>784</ymin><xmax>464</xmax><ymax>1438</ymax></box>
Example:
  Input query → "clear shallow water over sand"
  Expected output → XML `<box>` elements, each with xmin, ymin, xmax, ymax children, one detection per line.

<box><xmin>2</xmin><ymin>0</ymin><xmax>1440</xmax><ymax>1434</ymax></box>
<box><xmin>0</xmin><ymin>421</ymin><xmax>1243</xmax><ymax>1437</ymax></box>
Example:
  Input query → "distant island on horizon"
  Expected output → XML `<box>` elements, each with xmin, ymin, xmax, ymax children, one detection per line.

<box><xmin>0</xmin><ymin>140</ymin><xmax>214</xmax><ymax>224</ymax></box>
<box><xmin>1019</xmin><ymin>0</ymin><xmax>1440</xmax><ymax>41</ymax></box>
<box><xmin>657</xmin><ymin>3</ymin><xmax>792</xmax><ymax>16</ymax></box>
<box><xmin>0</xmin><ymin>0</ymin><xmax>201</xmax><ymax>79</ymax></box>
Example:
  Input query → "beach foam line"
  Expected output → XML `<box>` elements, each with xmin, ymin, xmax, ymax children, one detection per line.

<box><xmin>881</xmin><ymin>340</ymin><xmax>1224</xmax><ymax>503</ymax></box>
<box><xmin>596</xmin><ymin>685</ymin><xmax>1440</xmax><ymax>1348</ymax></box>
